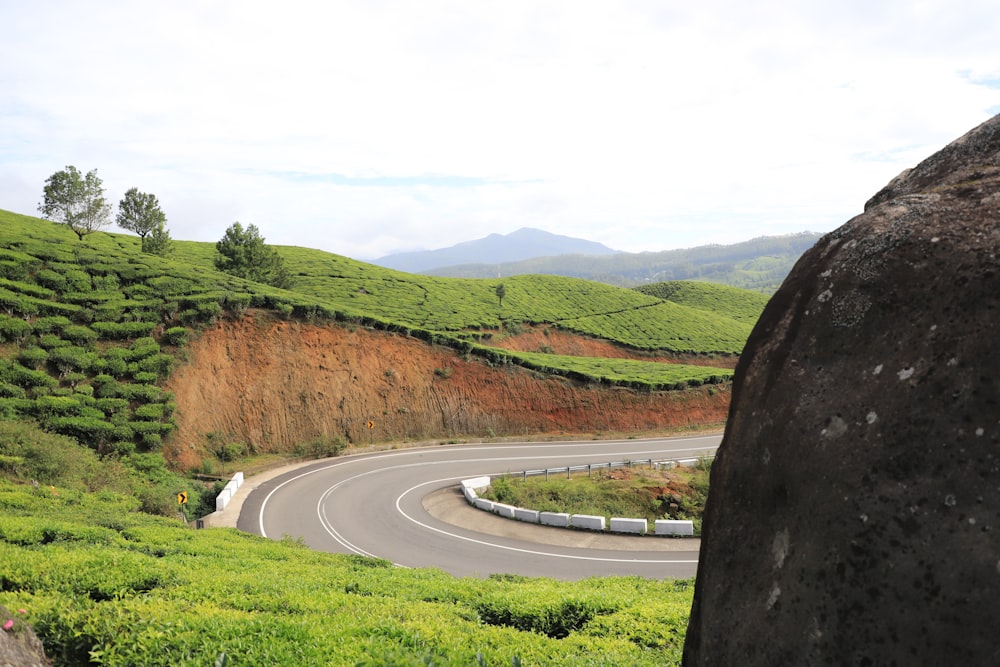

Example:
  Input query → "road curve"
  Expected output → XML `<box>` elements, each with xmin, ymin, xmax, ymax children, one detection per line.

<box><xmin>237</xmin><ymin>434</ymin><xmax>720</xmax><ymax>580</ymax></box>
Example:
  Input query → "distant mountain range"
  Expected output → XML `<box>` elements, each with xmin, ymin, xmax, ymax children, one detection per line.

<box><xmin>372</xmin><ymin>227</ymin><xmax>824</xmax><ymax>293</ymax></box>
<box><xmin>372</xmin><ymin>227</ymin><xmax>617</xmax><ymax>273</ymax></box>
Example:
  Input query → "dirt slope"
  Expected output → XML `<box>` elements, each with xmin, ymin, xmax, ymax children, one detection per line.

<box><xmin>165</xmin><ymin>311</ymin><xmax>729</xmax><ymax>470</ymax></box>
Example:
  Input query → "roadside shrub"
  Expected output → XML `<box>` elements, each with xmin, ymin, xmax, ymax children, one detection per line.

<box><xmin>294</xmin><ymin>435</ymin><xmax>348</xmax><ymax>459</ymax></box>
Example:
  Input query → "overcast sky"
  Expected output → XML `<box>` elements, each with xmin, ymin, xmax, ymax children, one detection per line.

<box><xmin>1</xmin><ymin>1</ymin><xmax>998</xmax><ymax>260</ymax></box>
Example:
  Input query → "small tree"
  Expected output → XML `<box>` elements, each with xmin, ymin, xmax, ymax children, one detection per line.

<box><xmin>117</xmin><ymin>187</ymin><xmax>167</xmax><ymax>242</ymax></box>
<box><xmin>38</xmin><ymin>166</ymin><xmax>112</xmax><ymax>240</ymax></box>
<box><xmin>495</xmin><ymin>283</ymin><xmax>507</xmax><ymax>306</ymax></box>
<box><xmin>143</xmin><ymin>220</ymin><xmax>173</xmax><ymax>256</ymax></box>
<box><xmin>214</xmin><ymin>222</ymin><xmax>293</xmax><ymax>289</ymax></box>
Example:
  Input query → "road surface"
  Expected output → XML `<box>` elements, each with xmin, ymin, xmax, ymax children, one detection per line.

<box><xmin>237</xmin><ymin>434</ymin><xmax>720</xmax><ymax>580</ymax></box>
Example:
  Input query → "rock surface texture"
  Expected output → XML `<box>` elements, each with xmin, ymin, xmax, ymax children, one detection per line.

<box><xmin>684</xmin><ymin>114</ymin><xmax>1000</xmax><ymax>666</ymax></box>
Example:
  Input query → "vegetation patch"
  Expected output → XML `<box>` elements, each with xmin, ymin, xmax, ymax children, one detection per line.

<box><xmin>483</xmin><ymin>461</ymin><xmax>712</xmax><ymax>534</ymax></box>
<box><xmin>0</xmin><ymin>480</ymin><xmax>694</xmax><ymax>666</ymax></box>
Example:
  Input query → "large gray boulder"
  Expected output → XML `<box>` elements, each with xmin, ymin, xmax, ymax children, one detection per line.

<box><xmin>684</xmin><ymin>114</ymin><xmax>1000</xmax><ymax>665</ymax></box>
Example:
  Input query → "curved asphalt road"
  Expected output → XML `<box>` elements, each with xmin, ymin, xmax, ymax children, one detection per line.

<box><xmin>237</xmin><ymin>434</ymin><xmax>720</xmax><ymax>580</ymax></box>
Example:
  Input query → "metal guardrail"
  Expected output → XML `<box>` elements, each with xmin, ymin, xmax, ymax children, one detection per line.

<box><xmin>501</xmin><ymin>457</ymin><xmax>702</xmax><ymax>481</ymax></box>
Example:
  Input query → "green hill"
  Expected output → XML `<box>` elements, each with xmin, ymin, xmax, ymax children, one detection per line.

<box><xmin>0</xmin><ymin>207</ymin><xmax>763</xmax><ymax>664</ymax></box>
<box><xmin>0</xmin><ymin>208</ymin><xmax>761</xmax><ymax>459</ymax></box>
<box><xmin>424</xmin><ymin>232</ymin><xmax>821</xmax><ymax>292</ymax></box>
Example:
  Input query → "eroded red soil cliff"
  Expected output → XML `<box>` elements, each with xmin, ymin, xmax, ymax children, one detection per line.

<box><xmin>165</xmin><ymin>311</ymin><xmax>729</xmax><ymax>470</ymax></box>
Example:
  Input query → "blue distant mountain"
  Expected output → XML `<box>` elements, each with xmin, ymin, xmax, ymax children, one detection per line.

<box><xmin>372</xmin><ymin>227</ymin><xmax>618</xmax><ymax>273</ymax></box>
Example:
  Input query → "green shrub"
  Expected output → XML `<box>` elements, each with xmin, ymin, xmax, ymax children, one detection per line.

<box><xmin>125</xmin><ymin>337</ymin><xmax>160</xmax><ymax>361</ymax></box>
<box><xmin>132</xmin><ymin>403</ymin><xmax>165</xmax><ymax>420</ymax></box>
<box><xmin>95</xmin><ymin>397</ymin><xmax>129</xmax><ymax>416</ymax></box>
<box><xmin>161</xmin><ymin>326</ymin><xmax>187</xmax><ymax>346</ymax></box>
<box><xmin>32</xmin><ymin>316</ymin><xmax>71</xmax><ymax>334</ymax></box>
<box><xmin>34</xmin><ymin>268</ymin><xmax>68</xmax><ymax>291</ymax></box>
<box><xmin>37</xmin><ymin>334</ymin><xmax>69</xmax><ymax>350</ymax></box>
<box><xmin>2</xmin><ymin>361</ymin><xmax>58</xmax><ymax>389</ymax></box>
<box><xmin>45</xmin><ymin>416</ymin><xmax>116</xmax><ymax>444</ymax></box>
<box><xmin>0</xmin><ymin>314</ymin><xmax>32</xmax><ymax>342</ymax></box>
<box><xmin>48</xmin><ymin>346</ymin><xmax>99</xmax><ymax>375</ymax></box>
<box><xmin>116</xmin><ymin>384</ymin><xmax>164</xmax><ymax>402</ymax></box>
<box><xmin>91</xmin><ymin>321</ymin><xmax>158</xmax><ymax>340</ymax></box>
<box><xmin>17</xmin><ymin>346</ymin><xmax>49</xmax><ymax>369</ymax></box>
<box><xmin>0</xmin><ymin>383</ymin><xmax>26</xmax><ymax>398</ymax></box>
<box><xmin>136</xmin><ymin>353</ymin><xmax>172</xmax><ymax>377</ymax></box>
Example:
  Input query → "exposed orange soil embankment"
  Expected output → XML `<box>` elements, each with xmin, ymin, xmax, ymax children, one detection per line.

<box><xmin>165</xmin><ymin>312</ymin><xmax>730</xmax><ymax>470</ymax></box>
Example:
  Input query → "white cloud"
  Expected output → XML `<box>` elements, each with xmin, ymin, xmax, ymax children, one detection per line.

<box><xmin>1</xmin><ymin>0</ymin><xmax>998</xmax><ymax>260</ymax></box>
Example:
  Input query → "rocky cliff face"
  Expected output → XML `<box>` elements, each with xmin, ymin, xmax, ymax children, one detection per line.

<box><xmin>684</xmin><ymin>115</ymin><xmax>1000</xmax><ymax>665</ymax></box>
<box><xmin>164</xmin><ymin>313</ymin><xmax>729</xmax><ymax>470</ymax></box>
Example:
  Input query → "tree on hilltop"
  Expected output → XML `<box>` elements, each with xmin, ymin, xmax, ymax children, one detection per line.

<box><xmin>38</xmin><ymin>166</ymin><xmax>112</xmax><ymax>240</ymax></box>
<box><xmin>116</xmin><ymin>187</ymin><xmax>173</xmax><ymax>256</ymax></box>
<box><xmin>214</xmin><ymin>222</ymin><xmax>293</xmax><ymax>289</ymax></box>
<box><xmin>143</xmin><ymin>220</ymin><xmax>173</xmax><ymax>257</ymax></box>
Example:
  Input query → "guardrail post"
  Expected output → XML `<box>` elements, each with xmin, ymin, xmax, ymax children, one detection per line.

<box><xmin>566</xmin><ymin>466</ymin><xmax>571</xmax><ymax>480</ymax></box>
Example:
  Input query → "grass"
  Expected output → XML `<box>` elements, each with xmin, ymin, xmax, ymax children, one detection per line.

<box><xmin>483</xmin><ymin>460</ymin><xmax>712</xmax><ymax>534</ymax></box>
<box><xmin>0</xmin><ymin>479</ymin><xmax>695</xmax><ymax>666</ymax></box>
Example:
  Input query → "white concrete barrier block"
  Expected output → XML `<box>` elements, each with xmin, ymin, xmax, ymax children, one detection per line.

<box><xmin>464</xmin><ymin>487</ymin><xmax>478</xmax><ymax>502</ymax></box>
<box><xmin>474</xmin><ymin>498</ymin><xmax>495</xmax><ymax>512</ymax></box>
<box><xmin>540</xmin><ymin>512</ymin><xmax>571</xmax><ymax>527</ymax></box>
<box><xmin>677</xmin><ymin>458</ymin><xmax>700</xmax><ymax>467</ymax></box>
<box><xmin>571</xmin><ymin>514</ymin><xmax>606</xmax><ymax>531</ymax></box>
<box><xmin>494</xmin><ymin>503</ymin><xmax>517</xmax><ymax>518</ymax></box>
<box><xmin>514</xmin><ymin>508</ymin><xmax>540</xmax><ymax>523</ymax></box>
<box><xmin>215</xmin><ymin>487</ymin><xmax>233</xmax><ymax>512</ymax></box>
<box><xmin>655</xmin><ymin>519</ymin><xmax>695</xmax><ymax>536</ymax></box>
<box><xmin>610</xmin><ymin>517</ymin><xmax>648</xmax><ymax>534</ymax></box>
<box><xmin>233</xmin><ymin>472</ymin><xmax>244</xmax><ymax>487</ymax></box>
<box><xmin>462</xmin><ymin>476</ymin><xmax>492</xmax><ymax>493</ymax></box>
